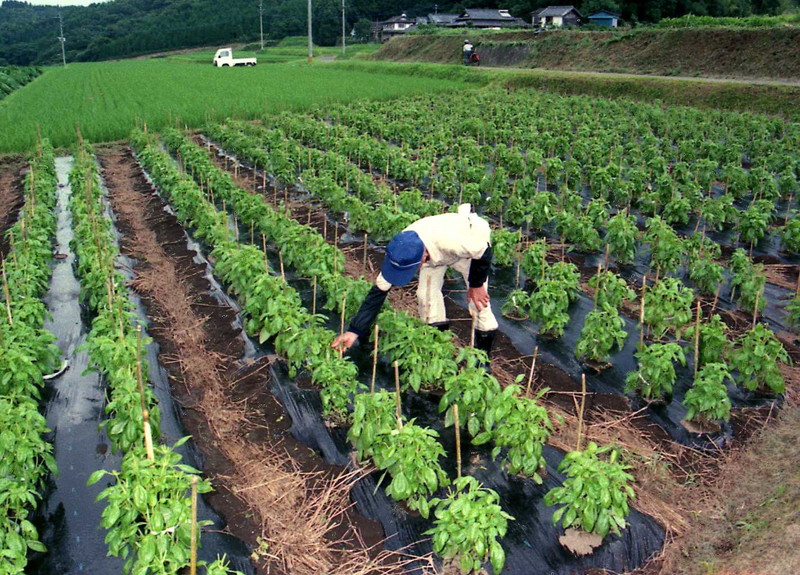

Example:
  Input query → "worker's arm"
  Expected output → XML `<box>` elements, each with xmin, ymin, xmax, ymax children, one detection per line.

<box><xmin>467</xmin><ymin>243</ymin><xmax>492</xmax><ymax>311</ymax></box>
<box><xmin>331</xmin><ymin>278</ymin><xmax>391</xmax><ymax>351</ymax></box>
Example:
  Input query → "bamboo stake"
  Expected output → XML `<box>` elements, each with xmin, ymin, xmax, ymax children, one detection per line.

<box><xmin>311</xmin><ymin>276</ymin><xmax>317</xmax><ymax>315</ymax></box>
<box><xmin>370</xmin><ymin>324</ymin><xmax>379</xmax><ymax>393</ymax></box>
<box><xmin>323</xmin><ymin>217</ymin><xmax>327</xmax><ymax>240</ymax></box>
<box><xmin>190</xmin><ymin>476</ymin><xmax>198</xmax><ymax>575</ymax></box>
<box><xmin>639</xmin><ymin>275</ymin><xmax>647</xmax><ymax>347</ymax></box>
<box><xmin>278</xmin><ymin>251</ymin><xmax>285</xmax><ymax>281</ymax></box>
<box><xmin>2</xmin><ymin>258</ymin><xmax>13</xmax><ymax>326</ymax></box>
<box><xmin>233</xmin><ymin>212</ymin><xmax>239</xmax><ymax>241</ymax></box>
<box><xmin>453</xmin><ymin>404</ymin><xmax>462</xmax><ymax>479</ymax></box>
<box><xmin>393</xmin><ymin>361</ymin><xmax>403</xmax><ymax>429</ymax></box>
<box><xmin>273</xmin><ymin>185</ymin><xmax>278</xmax><ymax>205</ymax></box>
<box><xmin>693</xmin><ymin>301</ymin><xmax>701</xmax><ymax>378</ymax></box>
<box><xmin>711</xmin><ymin>284</ymin><xmax>721</xmax><ymax>314</ymax></box>
<box><xmin>525</xmin><ymin>346</ymin><xmax>539</xmax><ymax>396</ymax></box>
<box><xmin>142</xmin><ymin>410</ymin><xmax>155</xmax><ymax>461</ymax></box>
<box><xmin>262</xmin><ymin>171</ymin><xmax>267</xmax><ymax>193</ymax></box>
<box><xmin>575</xmin><ymin>374</ymin><xmax>586</xmax><ymax>452</ymax></box>
<box><xmin>593</xmin><ymin>263</ymin><xmax>602</xmax><ymax>308</ymax></box>
<box><xmin>363</xmin><ymin>233</ymin><xmax>369</xmax><ymax>271</ymax></box>
<box><xmin>250</xmin><ymin>220</ymin><xmax>254</xmax><ymax>244</ymax></box>
<box><xmin>339</xmin><ymin>292</ymin><xmax>348</xmax><ymax>336</ymax></box>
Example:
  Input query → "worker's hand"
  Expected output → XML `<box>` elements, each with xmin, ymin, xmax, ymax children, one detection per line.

<box><xmin>332</xmin><ymin>331</ymin><xmax>359</xmax><ymax>352</ymax></box>
<box><xmin>467</xmin><ymin>286</ymin><xmax>490</xmax><ymax>312</ymax></box>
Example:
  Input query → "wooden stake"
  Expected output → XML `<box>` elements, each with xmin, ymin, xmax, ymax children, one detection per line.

<box><xmin>311</xmin><ymin>276</ymin><xmax>317</xmax><ymax>315</ymax></box>
<box><xmin>262</xmin><ymin>171</ymin><xmax>267</xmax><ymax>193</ymax></box>
<box><xmin>711</xmin><ymin>284</ymin><xmax>721</xmax><ymax>314</ymax></box>
<box><xmin>693</xmin><ymin>301</ymin><xmax>701</xmax><ymax>378</ymax></box>
<box><xmin>453</xmin><ymin>404</ymin><xmax>462</xmax><ymax>479</ymax></box>
<box><xmin>190</xmin><ymin>476</ymin><xmax>198</xmax><ymax>575</ymax></box>
<box><xmin>525</xmin><ymin>346</ymin><xmax>539</xmax><ymax>396</ymax></box>
<box><xmin>370</xmin><ymin>324</ymin><xmax>379</xmax><ymax>393</ymax></box>
<box><xmin>339</xmin><ymin>292</ymin><xmax>348</xmax><ymax>336</ymax></box>
<box><xmin>393</xmin><ymin>361</ymin><xmax>403</xmax><ymax>429</ymax></box>
<box><xmin>279</xmin><ymin>251</ymin><xmax>285</xmax><ymax>281</ymax></box>
<box><xmin>1</xmin><ymin>259</ymin><xmax>13</xmax><ymax>327</ymax></box>
<box><xmin>323</xmin><ymin>217</ymin><xmax>327</xmax><ymax>240</ymax></box>
<box><xmin>604</xmin><ymin>243</ymin><xmax>610</xmax><ymax>270</ymax></box>
<box><xmin>575</xmin><ymin>374</ymin><xmax>586</xmax><ymax>452</ymax></box>
<box><xmin>363</xmin><ymin>233</ymin><xmax>369</xmax><ymax>271</ymax></box>
<box><xmin>639</xmin><ymin>275</ymin><xmax>647</xmax><ymax>347</ymax></box>
<box><xmin>143</xmin><ymin>410</ymin><xmax>155</xmax><ymax>461</ymax></box>
<box><xmin>250</xmin><ymin>220</ymin><xmax>254</xmax><ymax>244</ymax></box>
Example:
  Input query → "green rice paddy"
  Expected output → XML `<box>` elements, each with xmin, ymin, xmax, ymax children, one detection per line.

<box><xmin>0</xmin><ymin>58</ymin><xmax>466</xmax><ymax>153</ymax></box>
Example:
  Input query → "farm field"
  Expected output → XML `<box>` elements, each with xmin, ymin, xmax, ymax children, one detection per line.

<box><xmin>0</xmin><ymin>59</ymin><xmax>468</xmax><ymax>154</ymax></box>
<box><xmin>1</xmin><ymin>67</ymin><xmax>799</xmax><ymax>575</ymax></box>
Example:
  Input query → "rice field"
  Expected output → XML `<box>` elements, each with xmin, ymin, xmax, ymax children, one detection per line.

<box><xmin>0</xmin><ymin>58</ymin><xmax>467</xmax><ymax>153</ymax></box>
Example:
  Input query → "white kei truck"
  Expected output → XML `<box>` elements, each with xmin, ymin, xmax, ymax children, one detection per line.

<box><xmin>212</xmin><ymin>48</ymin><xmax>257</xmax><ymax>67</ymax></box>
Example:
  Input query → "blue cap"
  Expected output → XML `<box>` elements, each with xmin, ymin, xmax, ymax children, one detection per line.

<box><xmin>381</xmin><ymin>230</ymin><xmax>424</xmax><ymax>287</ymax></box>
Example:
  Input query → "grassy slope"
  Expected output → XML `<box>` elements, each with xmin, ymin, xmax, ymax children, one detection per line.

<box><xmin>373</xmin><ymin>28</ymin><xmax>800</xmax><ymax>82</ymax></box>
<box><xmin>0</xmin><ymin>58</ymin><xmax>464</xmax><ymax>154</ymax></box>
<box><xmin>661</xmin><ymin>406</ymin><xmax>800</xmax><ymax>575</ymax></box>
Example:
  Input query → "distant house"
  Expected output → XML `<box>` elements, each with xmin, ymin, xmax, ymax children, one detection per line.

<box><xmin>587</xmin><ymin>10</ymin><xmax>621</xmax><ymax>27</ymax></box>
<box><xmin>427</xmin><ymin>13</ymin><xmax>459</xmax><ymax>27</ymax></box>
<box><xmin>452</xmin><ymin>9</ymin><xmax>527</xmax><ymax>29</ymax></box>
<box><xmin>375</xmin><ymin>13</ymin><xmax>417</xmax><ymax>42</ymax></box>
<box><xmin>531</xmin><ymin>6</ymin><xmax>583</xmax><ymax>28</ymax></box>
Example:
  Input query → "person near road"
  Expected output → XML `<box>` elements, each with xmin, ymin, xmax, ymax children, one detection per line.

<box><xmin>463</xmin><ymin>39</ymin><xmax>474</xmax><ymax>65</ymax></box>
<box><xmin>331</xmin><ymin>204</ymin><xmax>498</xmax><ymax>361</ymax></box>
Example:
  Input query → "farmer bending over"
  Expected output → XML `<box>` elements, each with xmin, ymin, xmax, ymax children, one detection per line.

<box><xmin>331</xmin><ymin>204</ymin><xmax>498</xmax><ymax>362</ymax></box>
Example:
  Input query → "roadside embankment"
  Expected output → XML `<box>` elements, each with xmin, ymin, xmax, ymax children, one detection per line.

<box><xmin>371</xmin><ymin>28</ymin><xmax>800</xmax><ymax>83</ymax></box>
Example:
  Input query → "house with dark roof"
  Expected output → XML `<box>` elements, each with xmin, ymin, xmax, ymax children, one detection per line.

<box><xmin>374</xmin><ymin>13</ymin><xmax>418</xmax><ymax>42</ymax></box>
<box><xmin>531</xmin><ymin>5</ymin><xmax>583</xmax><ymax>28</ymax></box>
<box><xmin>427</xmin><ymin>13</ymin><xmax>459</xmax><ymax>26</ymax></box>
<box><xmin>587</xmin><ymin>9</ymin><xmax>621</xmax><ymax>27</ymax></box>
<box><xmin>452</xmin><ymin>9</ymin><xmax>527</xmax><ymax>29</ymax></box>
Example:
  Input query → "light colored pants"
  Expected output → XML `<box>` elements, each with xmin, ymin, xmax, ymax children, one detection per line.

<box><xmin>417</xmin><ymin>259</ymin><xmax>498</xmax><ymax>332</ymax></box>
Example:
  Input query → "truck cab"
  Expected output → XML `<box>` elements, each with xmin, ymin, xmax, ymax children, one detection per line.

<box><xmin>213</xmin><ymin>48</ymin><xmax>257</xmax><ymax>67</ymax></box>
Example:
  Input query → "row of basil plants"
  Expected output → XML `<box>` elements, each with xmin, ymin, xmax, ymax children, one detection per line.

<box><xmin>311</xmin><ymin>90</ymin><xmax>799</xmax><ymax>262</ymax></box>
<box><xmin>0</xmin><ymin>139</ymin><xmax>60</xmax><ymax>572</ymax></box>
<box><xmin>157</xmin><ymin>127</ymin><xmax>640</xmax><ymax>572</ymax></box>
<box><xmin>67</xmin><ymin>142</ymin><xmax>238</xmax><ymax>575</ymax></box>
<box><xmin>255</xmin><ymin>103</ymin><xmax>794</xmax><ymax>413</ymax></box>
<box><xmin>202</xmin><ymin>117</ymin><xmax>789</xmax><ymax>424</ymax></box>
<box><xmin>217</xmin><ymin>111</ymin><xmax>792</xmax><ymax>334</ymax></box>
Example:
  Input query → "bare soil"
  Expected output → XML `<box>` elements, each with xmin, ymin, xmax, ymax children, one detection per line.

<box><xmin>0</xmin><ymin>155</ymin><xmax>26</xmax><ymax>258</ymax></box>
<box><xmin>97</xmin><ymin>145</ymin><xmax>406</xmax><ymax>575</ymax></box>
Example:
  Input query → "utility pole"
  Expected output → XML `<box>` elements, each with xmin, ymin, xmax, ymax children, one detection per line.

<box><xmin>341</xmin><ymin>0</ymin><xmax>346</xmax><ymax>56</ymax></box>
<box><xmin>307</xmin><ymin>0</ymin><xmax>313</xmax><ymax>63</ymax></box>
<box><xmin>57</xmin><ymin>9</ymin><xmax>66</xmax><ymax>67</ymax></box>
<box><xmin>259</xmin><ymin>0</ymin><xmax>264</xmax><ymax>50</ymax></box>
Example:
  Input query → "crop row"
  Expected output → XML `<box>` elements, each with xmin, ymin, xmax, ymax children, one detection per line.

<box><xmin>67</xmin><ymin>142</ymin><xmax>237</xmax><ymax>575</ymax></box>
<box><xmin>0</xmin><ymin>139</ymin><xmax>59</xmax><ymax>573</ymax></box>
<box><xmin>153</xmin><ymin>128</ymin><xmax>643</xmax><ymax>571</ymax></box>
<box><xmin>201</xmin><ymin>115</ymin><xmax>790</xmax><ymax>432</ymax></box>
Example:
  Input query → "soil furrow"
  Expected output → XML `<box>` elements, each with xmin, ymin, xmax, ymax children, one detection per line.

<box><xmin>0</xmin><ymin>155</ymin><xmax>26</xmax><ymax>258</ymax></box>
<box><xmin>97</xmin><ymin>145</ymin><xmax>393</xmax><ymax>575</ymax></box>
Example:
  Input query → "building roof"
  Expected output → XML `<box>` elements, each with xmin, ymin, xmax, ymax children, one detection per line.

<box><xmin>535</xmin><ymin>5</ymin><xmax>582</xmax><ymax>18</ymax></box>
<box><xmin>382</xmin><ymin>13</ymin><xmax>415</xmax><ymax>24</ymax></box>
<box><xmin>588</xmin><ymin>10</ymin><xmax>621</xmax><ymax>18</ymax></box>
<box><xmin>454</xmin><ymin>8</ymin><xmax>526</xmax><ymax>26</ymax></box>
<box><xmin>427</xmin><ymin>13</ymin><xmax>459</xmax><ymax>24</ymax></box>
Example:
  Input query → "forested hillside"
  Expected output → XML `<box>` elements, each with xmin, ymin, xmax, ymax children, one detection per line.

<box><xmin>0</xmin><ymin>0</ymin><xmax>796</xmax><ymax>65</ymax></box>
